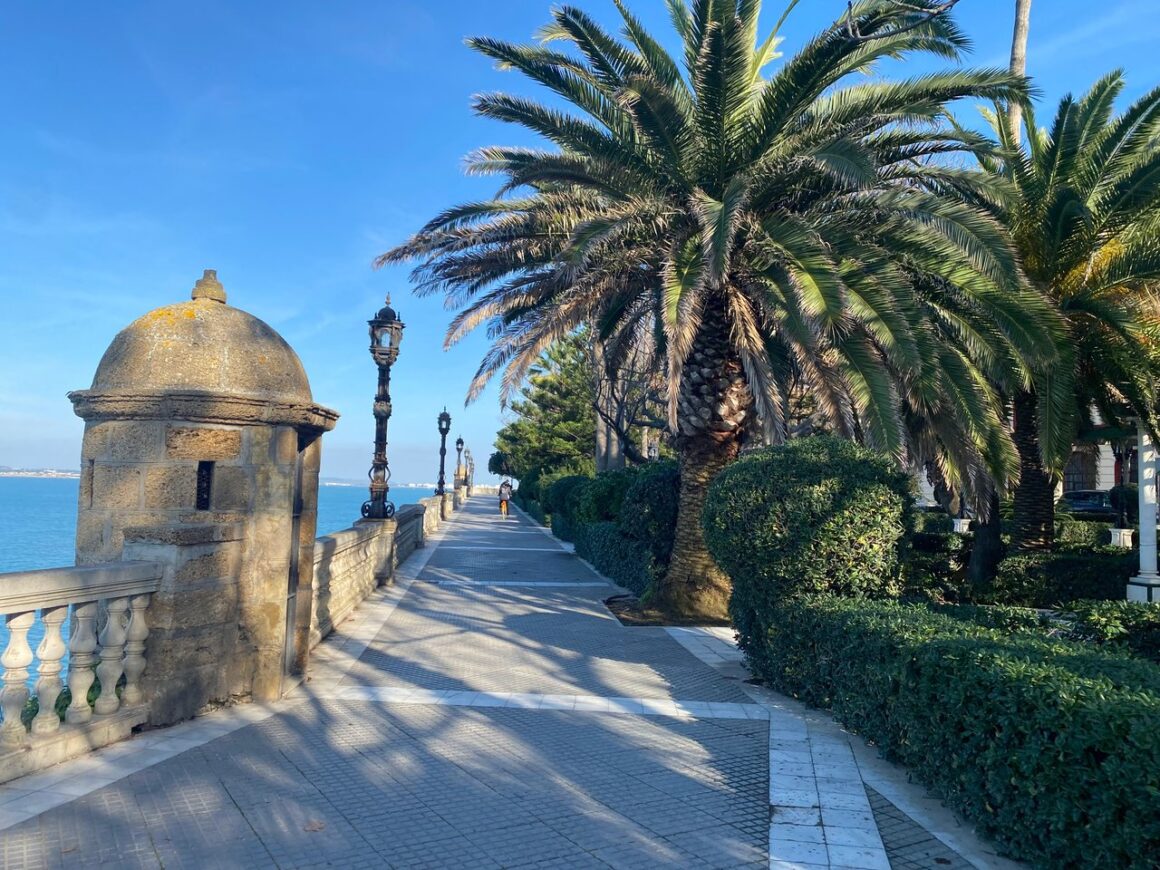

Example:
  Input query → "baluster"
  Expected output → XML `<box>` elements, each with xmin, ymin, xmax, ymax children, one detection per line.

<box><xmin>1</xmin><ymin>611</ymin><xmax>35</xmax><ymax>746</ymax></box>
<box><xmin>120</xmin><ymin>594</ymin><xmax>150</xmax><ymax>706</ymax></box>
<box><xmin>31</xmin><ymin>606</ymin><xmax>67</xmax><ymax>735</ymax></box>
<box><xmin>94</xmin><ymin>597</ymin><xmax>129</xmax><ymax>715</ymax></box>
<box><xmin>66</xmin><ymin>601</ymin><xmax>99</xmax><ymax>724</ymax></box>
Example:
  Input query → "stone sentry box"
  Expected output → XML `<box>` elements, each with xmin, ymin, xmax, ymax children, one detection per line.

<box><xmin>68</xmin><ymin>270</ymin><xmax>338</xmax><ymax>724</ymax></box>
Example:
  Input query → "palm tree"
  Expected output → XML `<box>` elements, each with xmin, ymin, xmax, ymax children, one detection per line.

<box><xmin>381</xmin><ymin>0</ymin><xmax>1058</xmax><ymax>618</ymax></box>
<box><xmin>975</xmin><ymin>77</ymin><xmax>1160</xmax><ymax>549</ymax></box>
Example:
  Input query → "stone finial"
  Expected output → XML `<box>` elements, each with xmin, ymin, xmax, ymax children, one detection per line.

<box><xmin>191</xmin><ymin>269</ymin><xmax>227</xmax><ymax>303</ymax></box>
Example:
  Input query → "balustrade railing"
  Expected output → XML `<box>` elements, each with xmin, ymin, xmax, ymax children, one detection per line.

<box><xmin>0</xmin><ymin>562</ymin><xmax>162</xmax><ymax>751</ymax></box>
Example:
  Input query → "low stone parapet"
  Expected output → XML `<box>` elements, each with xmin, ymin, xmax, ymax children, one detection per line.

<box><xmin>310</xmin><ymin>520</ymin><xmax>395</xmax><ymax>646</ymax></box>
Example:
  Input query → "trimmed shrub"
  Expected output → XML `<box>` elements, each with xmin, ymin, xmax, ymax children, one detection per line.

<box><xmin>1065</xmin><ymin>600</ymin><xmax>1160</xmax><ymax>664</ymax></box>
<box><xmin>748</xmin><ymin>595</ymin><xmax>1160</xmax><ymax>868</ymax></box>
<box><xmin>617</xmin><ymin>461</ymin><xmax>680</xmax><ymax>566</ymax></box>
<box><xmin>545</xmin><ymin>474</ymin><xmax>591</xmax><ymax>541</ymax></box>
<box><xmin>573</xmin><ymin>521</ymin><xmax>655</xmax><ymax>594</ymax></box>
<box><xmin>913</xmin><ymin>509</ymin><xmax>954</xmax><ymax>534</ymax></box>
<box><xmin>517</xmin><ymin>497</ymin><xmax>547</xmax><ymax>526</ymax></box>
<box><xmin>983</xmin><ymin>550</ymin><xmax>1136</xmax><ymax>606</ymax></box>
<box><xmin>705</xmin><ymin>435</ymin><xmax>912</xmax><ymax>611</ymax></box>
<box><xmin>928</xmin><ymin>602</ymin><xmax>1046</xmax><ymax>634</ymax></box>
<box><xmin>903</xmin><ymin>531</ymin><xmax>974</xmax><ymax>602</ymax></box>
<box><xmin>568</xmin><ymin>467</ymin><xmax>641</xmax><ymax>526</ymax></box>
<box><xmin>1055</xmin><ymin>518</ymin><xmax>1111</xmax><ymax>548</ymax></box>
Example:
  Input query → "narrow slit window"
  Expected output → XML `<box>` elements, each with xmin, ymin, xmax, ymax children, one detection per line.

<box><xmin>85</xmin><ymin>459</ymin><xmax>94</xmax><ymax>509</ymax></box>
<box><xmin>196</xmin><ymin>461</ymin><xmax>214</xmax><ymax>510</ymax></box>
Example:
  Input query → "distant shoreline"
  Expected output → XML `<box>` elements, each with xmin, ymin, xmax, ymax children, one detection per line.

<box><xmin>0</xmin><ymin>471</ymin><xmax>80</xmax><ymax>479</ymax></box>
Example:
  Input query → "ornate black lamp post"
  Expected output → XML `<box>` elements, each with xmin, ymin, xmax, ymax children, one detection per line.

<box><xmin>464</xmin><ymin>448</ymin><xmax>475</xmax><ymax>496</ymax></box>
<box><xmin>455</xmin><ymin>436</ymin><xmax>464</xmax><ymax>486</ymax></box>
<box><xmin>435</xmin><ymin>408</ymin><xmax>452</xmax><ymax>495</ymax></box>
<box><xmin>362</xmin><ymin>296</ymin><xmax>404</xmax><ymax>520</ymax></box>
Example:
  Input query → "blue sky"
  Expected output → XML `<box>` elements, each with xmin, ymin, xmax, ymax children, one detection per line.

<box><xmin>1</xmin><ymin>0</ymin><xmax>1157</xmax><ymax>483</ymax></box>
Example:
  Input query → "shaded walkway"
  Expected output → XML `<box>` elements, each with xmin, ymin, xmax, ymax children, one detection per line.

<box><xmin>0</xmin><ymin>500</ymin><xmax>1015</xmax><ymax>869</ymax></box>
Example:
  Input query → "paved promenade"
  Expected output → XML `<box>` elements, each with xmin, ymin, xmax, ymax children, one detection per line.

<box><xmin>0</xmin><ymin>500</ymin><xmax>1018</xmax><ymax>869</ymax></box>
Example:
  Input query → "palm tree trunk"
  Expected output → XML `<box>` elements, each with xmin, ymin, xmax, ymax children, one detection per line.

<box><xmin>1007</xmin><ymin>0</ymin><xmax>1032</xmax><ymax>142</ymax></box>
<box><xmin>968</xmin><ymin>489</ymin><xmax>1004</xmax><ymax>591</ymax></box>
<box><xmin>656</xmin><ymin>436</ymin><xmax>741</xmax><ymax>619</ymax></box>
<box><xmin>1011</xmin><ymin>389</ymin><xmax>1055</xmax><ymax>550</ymax></box>
<box><xmin>652</xmin><ymin>297</ymin><xmax>752</xmax><ymax>620</ymax></box>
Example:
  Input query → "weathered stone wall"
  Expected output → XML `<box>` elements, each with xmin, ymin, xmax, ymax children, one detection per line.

<box><xmin>305</xmin><ymin>501</ymin><xmax>431</xmax><ymax>649</ymax></box>
<box><xmin>419</xmin><ymin>497</ymin><xmax>443</xmax><ymax>537</ymax></box>
<box><xmin>122</xmin><ymin>523</ymin><xmax>246</xmax><ymax>725</ymax></box>
<box><xmin>309</xmin><ymin>519</ymin><xmax>395</xmax><ymax>646</ymax></box>
<box><xmin>394</xmin><ymin>504</ymin><xmax>424</xmax><ymax>565</ymax></box>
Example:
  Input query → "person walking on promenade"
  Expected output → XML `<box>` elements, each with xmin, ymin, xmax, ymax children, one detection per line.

<box><xmin>498</xmin><ymin>479</ymin><xmax>513</xmax><ymax>518</ymax></box>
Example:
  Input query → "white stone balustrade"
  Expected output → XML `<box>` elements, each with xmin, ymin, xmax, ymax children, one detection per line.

<box><xmin>0</xmin><ymin>561</ymin><xmax>162</xmax><ymax>782</ymax></box>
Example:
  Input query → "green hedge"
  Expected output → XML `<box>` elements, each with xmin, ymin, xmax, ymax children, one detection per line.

<box><xmin>546</xmin><ymin>464</ymin><xmax>678</xmax><ymax>597</ymax></box>
<box><xmin>573</xmin><ymin>521</ymin><xmax>656</xmax><ymax>595</ymax></box>
<box><xmin>567</xmin><ymin>467</ymin><xmax>640</xmax><ymax>526</ymax></box>
<box><xmin>746</xmin><ymin>595</ymin><xmax>1160</xmax><ymax>868</ymax></box>
<box><xmin>904</xmin><ymin>531</ymin><xmax>974</xmax><ymax>602</ymax></box>
<box><xmin>617</xmin><ymin>461</ymin><xmax>680</xmax><ymax>566</ymax></box>
<box><xmin>913</xmin><ymin>509</ymin><xmax>954</xmax><ymax>533</ymax></box>
<box><xmin>1066</xmin><ymin>600</ymin><xmax>1160</xmax><ymax>664</ymax></box>
<box><xmin>516</xmin><ymin>496</ymin><xmax>548</xmax><ymax>526</ymax></box>
<box><xmin>704</xmin><ymin>436</ymin><xmax>911</xmax><ymax>611</ymax></box>
<box><xmin>545</xmin><ymin>474</ymin><xmax>591</xmax><ymax>541</ymax></box>
<box><xmin>1055</xmin><ymin>518</ymin><xmax>1111</xmax><ymax>548</ymax></box>
<box><xmin>983</xmin><ymin>550</ymin><xmax>1136</xmax><ymax>606</ymax></box>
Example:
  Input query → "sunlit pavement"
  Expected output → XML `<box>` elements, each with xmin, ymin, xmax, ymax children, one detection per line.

<box><xmin>0</xmin><ymin>499</ymin><xmax>1016</xmax><ymax>869</ymax></box>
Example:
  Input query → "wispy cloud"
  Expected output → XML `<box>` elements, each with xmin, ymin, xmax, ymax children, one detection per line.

<box><xmin>982</xmin><ymin>1</ymin><xmax>1160</xmax><ymax>70</ymax></box>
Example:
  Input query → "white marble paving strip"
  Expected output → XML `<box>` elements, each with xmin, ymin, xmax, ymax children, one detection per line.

<box><xmin>430</xmin><ymin>580</ymin><xmax>612</xmax><ymax>588</ymax></box>
<box><xmin>665</xmin><ymin>625</ymin><xmax>894</xmax><ymax>870</ymax></box>
<box><xmin>436</xmin><ymin>546</ymin><xmax>567</xmax><ymax>552</ymax></box>
<box><xmin>301</xmin><ymin>686</ymin><xmax>770</xmax><ymax>721</ymax></box>
<box><xmin>664</xmin><ymin>626</ymin><xmax>746</xmax><ymax>666</ymax></box>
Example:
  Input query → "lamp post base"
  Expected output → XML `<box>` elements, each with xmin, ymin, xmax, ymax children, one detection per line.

<box><xmin>1127</xmin><ymin>577</ymin><xmax>1160</xmax><ymax>604</ymax></box>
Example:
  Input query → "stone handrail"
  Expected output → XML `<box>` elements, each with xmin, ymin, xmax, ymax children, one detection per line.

<box><xmin>0</xmin><ymin>561</ymin><xmax>163</xmax><ymax>771</ymax></box>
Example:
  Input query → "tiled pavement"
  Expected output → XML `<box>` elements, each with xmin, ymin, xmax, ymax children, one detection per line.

<box><xmin>0</xmin><ymin>500</ymin><xmax>1021</xmax><ymax>869</ymax></box>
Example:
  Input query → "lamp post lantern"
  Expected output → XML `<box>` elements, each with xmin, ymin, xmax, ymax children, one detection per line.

<box><xmin>455</xmin><ymin>436</ymin><xmax>464</xmax><ymax>486</ymax></box>
<box><xmin>362</xmin><ymin>296</ymin><xmax>404</xmax><ymax>520</ymax></box>
<box><xmin>435</xmin><ymin>408</ymin><xmax>452</xmax><ymax>495</ymax></box>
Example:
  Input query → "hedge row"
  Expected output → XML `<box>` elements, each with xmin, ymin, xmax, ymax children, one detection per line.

<box><xmin>982</xmin><ymin>549</ymin><xmax>1137</xmax><ymax>607</ymax></box>
<box><xmin>704</xmin><ymin>437</ymin><xmax>912</xmax><ymax>609</ymax></box>
<box><xmin>745</xmin><ymin>595</ymin><xmax>1160</xmax><ymax>868</ymax></box>
<box><xmin>544</xmin><ymin>462</ymin><xmax>681</xmax><ymax>597</ymax></box>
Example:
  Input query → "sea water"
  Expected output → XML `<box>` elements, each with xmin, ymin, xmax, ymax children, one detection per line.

<box><xmin>0</xmin><ymin>478</ymin><xmax>428</xmax><ymax>686</ymax></box>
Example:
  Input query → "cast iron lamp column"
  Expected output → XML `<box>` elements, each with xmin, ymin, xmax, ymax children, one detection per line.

<box><xmin>362</xmin><ymin>297</ymin><xmax>404</xmax><ymax>520</ymax></box>
<box><xmin>435</xmin><ymin>409</ymin><xmax>452</xmax><ymax>496</ymax></box>
<box><xmin>455</xmin><ymin>436</ymin><xmax>465</xmax><ymax>487</ymax></box>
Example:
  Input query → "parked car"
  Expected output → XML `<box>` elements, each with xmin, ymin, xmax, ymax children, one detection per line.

<box><xmin>1057</xmin><ymin>489</ymin><xmax>1117</xmax><ymax>522</ymax></box>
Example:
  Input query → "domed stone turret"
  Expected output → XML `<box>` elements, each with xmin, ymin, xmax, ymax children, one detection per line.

<box><xmin>87</xmin><ymin>269</ymin><xmax>311</xmax><ymax>405</ymax></box>
<box><xmin>68</xmin><ymin>270</ymin><xmax>338</xmax><ymax>722</ymax></box>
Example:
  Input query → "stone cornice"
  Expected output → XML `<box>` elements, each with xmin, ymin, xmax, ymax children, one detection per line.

<box><xmin>68</xmin><ymin>389</ymin><xmax>339</xmax><ymax>433</ymax></box>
